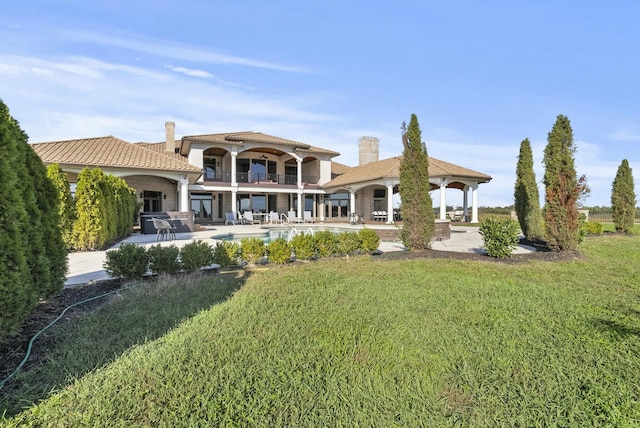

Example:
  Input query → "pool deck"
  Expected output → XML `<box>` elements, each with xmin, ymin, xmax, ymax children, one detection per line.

<box><xmin>65</xmin><ymin>223</ymin><xmax>534</xmax><ymax>287</ymax></box>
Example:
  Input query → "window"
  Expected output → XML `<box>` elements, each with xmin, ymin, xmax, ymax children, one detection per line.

<box><xmin>373</xmin><ymin>188</ymin><xmax>386</xmax><ymax>198</ymax></box>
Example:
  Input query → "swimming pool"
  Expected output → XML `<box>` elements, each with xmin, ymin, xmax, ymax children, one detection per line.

<box><xmin>211</xmin><ymin>226</ymin><xmax>360</xmax><ymax>244</ymax></box>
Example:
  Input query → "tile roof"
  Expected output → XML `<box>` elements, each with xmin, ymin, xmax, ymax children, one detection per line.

<box><xmin>326</xmin><ymin>156</ymin><xmax>491</xmax><ymax>188</ymax></box>
<box><xmin>136</xmin><ymin>141</ymin><xmax>189</xmax><ymax>162</ymax></box>
<box><xmin>181</xmin><ymin>131</ymin><xmax>340</xmax><ymax>156</ymax></box>
<box><xmin>31</xmin><ymin>136</ymin><xmax>202</xmax><ymax>173</ymax></box>
<box><xmin>331</xmin><ymin>161</ymin><xmax>353</xmax><ymax>176</ymax></box>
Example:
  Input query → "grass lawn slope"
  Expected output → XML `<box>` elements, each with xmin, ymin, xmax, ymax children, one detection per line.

<box><xmin>3</xmin><ymin>234</ymin><xmax>640</xmax><ymax>426</ymax></box>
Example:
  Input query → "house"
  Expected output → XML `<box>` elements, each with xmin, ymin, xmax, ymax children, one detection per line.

<box><xmin>31</xmin><ymin>122</ymin><xmax>491</xmax><ymax>230</ymax></box>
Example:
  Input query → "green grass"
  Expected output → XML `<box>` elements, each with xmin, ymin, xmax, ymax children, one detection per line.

<box><xmin>2</xmin><ymin>236</ymin><xmax>640</xmax><ymax>426</ymax></box>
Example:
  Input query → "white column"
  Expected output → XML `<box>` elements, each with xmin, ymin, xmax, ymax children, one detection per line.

<box><xmin>231</xmin><ymin>152</ymin><xmax>237</xmax><ymax>186</ymax></box>
<box><xmin>320</xmin><ymin>196</ymin><xmax>326</xmax><ymax>222</ymax></box>
<box><xmin>350</xmin><ymin>191</ymin><xmax>356</xmax><ymax>216</ymax></box>
<box><xmin>297</xmin><ymin>158</ymin><xmax>303</xmax><ymax>187</ymax></box>
<box><xmin>463</xmin><ymin>185</ymin><xmax>469</xmax><ymax>222</ymax></box>
<box><xmin>179</xmin><ymin>177</ymin><xmax>189</xmax><ymax>212</ymax></box>
<box><xmin>471</xmin><ymin>183</ymin><xmax>479</xmax><ymax>223</ymax></box>
<box><xmin>386</xmin><ymin>184</ymin><xmax>394</xmax><ymax>224</ymax></box>
<box><xmin>231</xmin><ymin>190</ymin><xmax>237</xmax><ymax>218</ymax></box>
<box><xmin>297</xmin><ymin>191</ymin><xmax>303</xmax><ymax>221</ymax></box>
<box><xmin>439</xmin><ymin>181</ymin><xmax>447</xmax><ymax>220</ymax></box>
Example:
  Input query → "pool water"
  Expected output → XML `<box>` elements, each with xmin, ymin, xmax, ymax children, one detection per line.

<box><xmin>212</xmin><ymin>226</ymin><xmax>350</xmax><ymax>244</ymax></box>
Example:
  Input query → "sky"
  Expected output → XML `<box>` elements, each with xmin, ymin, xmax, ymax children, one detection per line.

<box><xmin>1</xmin><ymin>0</ymin><xmax>639</xmax><ymax>208</ymax></box>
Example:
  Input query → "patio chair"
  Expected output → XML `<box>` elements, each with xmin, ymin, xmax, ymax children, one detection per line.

<box><xmin>225</xmin><ymin>212</ymin><xmax>239</xmax><ymax>225</ymax></box>
<box><xmin>152</xmin><ymin>217</ymin><xmax>176</xmax><ymax>241</ymax></box>
<box><xmin>269</xmin><ymin>211</ymin><xmax>282</xmax><ymax>224</ymax></box>
<box><xmin>287</xmin><ymin>210</ymin><xmax>300</xmax><ymax>223</ymax></box>
<box><xmin>243</xmin><ymin>211</ymin><xmax>261</xmax><ymax>224</ymax></box>
<box><xmin>303</xmin><ymin>210</ymin><xmax>314</xmax><ymax>223</ymax></box>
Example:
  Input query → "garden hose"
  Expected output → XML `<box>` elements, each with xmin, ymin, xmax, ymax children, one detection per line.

<box><xmin>0</xmin><ymin>285</ymin><xmax>131</xmax><ymax>390</ymax></box>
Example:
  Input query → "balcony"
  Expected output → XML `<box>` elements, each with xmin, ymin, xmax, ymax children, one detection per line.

<box><xmin>203</xmin><ymin>170</ymin><xmax>319</xmax><ymax>186</ymax></box>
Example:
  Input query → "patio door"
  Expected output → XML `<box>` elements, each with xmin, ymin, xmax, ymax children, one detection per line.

<box><xmin>143</xmin><ymin>191</ymin><xmax>162</xmax><ymax>212</ymax></box>
<box><xmin>191</xmin><ymin>193</ymin><xmax>212</xmax><ymax>222</ymax></box>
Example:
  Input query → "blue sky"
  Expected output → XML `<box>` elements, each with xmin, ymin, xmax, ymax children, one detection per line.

<box><xmin>1</xmin><ymin>0</ymin><xmax>638</xmax><ymax>207</ymax></box>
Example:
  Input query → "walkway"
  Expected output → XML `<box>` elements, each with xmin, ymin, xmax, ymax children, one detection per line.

<box><xmin>65</xmin><ymin>224</ymin><xmax>534</xmax><ymax>287</ymax></box>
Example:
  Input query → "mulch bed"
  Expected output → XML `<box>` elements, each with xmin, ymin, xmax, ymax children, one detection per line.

<box><xmin>0</xmin><ymin>279</ymin><xmax>124</xmax><ymax>386</ymax></box>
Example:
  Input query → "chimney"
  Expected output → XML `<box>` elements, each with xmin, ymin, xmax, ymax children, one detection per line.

<box><xmin>165</xmin><ymin>121</ymin><xmax>176</xmax><ymax>153</ymax></box>
<box><xmin>358</xmin><ymin>136</ymin><xmax>379</xmax><ymax>166</ymax></box>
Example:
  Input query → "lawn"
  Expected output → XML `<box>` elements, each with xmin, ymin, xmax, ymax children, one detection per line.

<box><xmin>2</xmin><ymin>234</ymin><xmax>640</xmax><ymax>426</ymax></box>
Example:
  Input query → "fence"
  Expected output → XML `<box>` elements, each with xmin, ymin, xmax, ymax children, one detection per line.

<box><xmin>586</xmin><ymin>208</ymin><xmax>640</xmax><ymax>223</ymax></box>
<box><xmin>488</xmin><ymin>208</ymin><xmax>640</xmax><ymax>224</ymax></box>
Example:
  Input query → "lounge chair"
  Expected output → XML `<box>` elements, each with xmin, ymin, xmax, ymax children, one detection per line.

<box><xmin>225</xmin><ymin>212</ymin><xmax>240</xmax><ymax>225</ymax></box>
<box><xmin>303</xmin><ymin>211</ymin><xmax>314</xmax><ymax>223</ymax></box>
<box><xmin>243</xmin><ymin>211</ymin><xmax>261</xmax><ymax>224</ymax></box>
<box><xmin>287</xmin><ymin>210</ymin><xmax>300</xmax><ymax>223</ymax></box>
<box><xmin>269</xmin><ymin>211</ymin><xmax>282</xmax><ymax>224</ymax></box>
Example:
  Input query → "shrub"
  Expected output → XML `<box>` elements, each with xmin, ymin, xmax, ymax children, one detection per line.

<box><xmin>358</xmin><ymin>228</ymin><xmax>380</xmax><ymax>253</ymax></box>
<box><xmin>314</xmin><ymin>230</ymin><xmax>339</xmax><ymax>257</ymax></box>
<box><xmin>103</xmin><ymin>243</ymin><xmax>149</xmax><ymax>280</ymax></box>
<box><xmin>240</xmin><ymin>237</ymin><xmax>266</xmax><ymax>264</ymax></box>
<box><xmin>267</xmin><ymin>238</ymin><xmax>292</xmax><ymax>264</ymax></box>
<box><xmin>147</xmin><ymin>244</ymin><xmax>182</xmax><ymax>275</ymax></box>
<box><xmin>479</xmin><ymin>217</ymin><xmax>521</xmax><ymax>258</ymax></box>
<box><xmin>180</xmin><ymin>240</ymin><xmax>214</xmax><ymax>271</ymax></box>
<box><xmin>337</xmin><ymin>231</ymin><xmax>362</xmax><ymax>256</ymax></box>
<box><xmin>290</xmin><ymin>233</ymin><xmax>317</xmax><ymax>261</ymax></box>
<box><xmin>581</xmin><ymin>221</ymin><xmax>604</xmax><ymax>236</ymax></box>
<box><xmin>212</xmin><ymin>241</ymin><xmax>240</xmax><ymax>268</ymax></box>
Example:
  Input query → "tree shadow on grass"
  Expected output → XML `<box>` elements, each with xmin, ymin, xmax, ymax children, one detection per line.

<box><xmin>590</xmin><ymin>318</ymin><xmax>640</xmax><ymax>340</ymax></box>
<box><xmin>0</xmin><ymin>269</ymin><xmax>250</xmax><ymax>418</ymax></box>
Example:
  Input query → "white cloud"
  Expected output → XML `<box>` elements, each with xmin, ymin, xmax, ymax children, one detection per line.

<box><xmin>59</xmin><ymin>29</ymin><xmax>310</xmax><ymax>73</ymax></box>
<box><xmin>607</xmin><ymin>129</ymin><xmax>640</xmax><ymax>142</ymax></box>
<box><xmin>166</xmin><ymin>66</ymin><xmax>214</xmax><ymax>79</ymax></box>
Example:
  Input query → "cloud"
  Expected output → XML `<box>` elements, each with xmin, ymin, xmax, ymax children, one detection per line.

<box><xmin>59</xmin><ymin>29</ymin><xmax>310</xmax><ymax>73</ymax></box>
<box><xmin>166</xmin><ymin>65</ymin><xmax>214</xmax><ymax>79</ymax></box>
<box><xmin>607</xmin><ymin>129</ymin><xmax>640</xmax><ymax>142</ymax></box>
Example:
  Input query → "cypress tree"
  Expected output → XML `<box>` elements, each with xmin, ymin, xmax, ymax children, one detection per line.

<box><xmin>24</xmin><ymin>144</ymin><xmax>67</xmax><ymax>298</ymax></box>
<box><xmin>542</xmin><ymin>115</ymin><xmax>588</xmax><ymax>251</ymax></box>
<box><xmin>73</xmin><ymin>167</ymin><xmax>109</xmax><ymax>250</ymax></box>
<box><xmin>514</xmin><ymin>138</ymin><xmax>544</xmax><ymax>241</ymax></box>
<box><xmin>0</xmin><ymin>100</ymin><xmax>31</xmax><ymax>337</ymax></box>
<box><xmin>399</xmin><ymin>114</ymin><xmax>435</xmax><ymax>249</ymax></box>
<box><xmin>611</xmin><ymin>159</ymin><xmax>636</xmax><ymax>233</ymax></box>
<box><xmin>20</xmin><ymin>144</ymin><xmax>67</xmax><ymax>297</ymax></box>
<box><xmin>0</xmin><ymin>99</ymin><xmax>66</xmax><ymax>337</ymax></box>
<box><xmin>47</xmin><ymin>163</ymin><xmax>76</xmax><ymax>248</ymax></box>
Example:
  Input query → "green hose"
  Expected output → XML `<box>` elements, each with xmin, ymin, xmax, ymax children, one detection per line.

<box><xmin>0</xmin><ymin>285</ymin><xmax>130</xmax><ymax>390</ymax></box>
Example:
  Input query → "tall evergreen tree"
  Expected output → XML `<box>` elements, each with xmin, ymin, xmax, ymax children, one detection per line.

<box><xmin>542</xmin><ymin>115</ymin><xmax>588</xmax><ymax>251</ymax></box>
<box><xmin>399</xmin><ymin>114</ymin><xmax>435</xmax><ymax>249</ymax></box>
<box><xmin>0</xmin><ymin>99</ymin><xmax>67</xmax><ymax>338</ymax></box>
<box><xmin>24</xmin><ymin>148</ymin><xmax>67</xmax><ymax>296</ymax></box>
<box><xmin>514</xmin><ymin>138</ymin><xmax>544</xmax><ymax>241</ymax></box>
<box><xmin>48</xmin><ymin>163</ymin><xmax>76</xmax><ymax>248</ymax></box>
<box><xmin>0</xmin><ymin>99</ymin><xmax>31</xmax><ymax>337</ymax></box>
<box><xmin>73</xmin><ymin>167</ymin><xmax>110</xmax><ymax>250</ymax></box>
<box><xmin>611</xmin><ymin>159</ymin><xmax>636</xmax><ymax>233</ymax></box>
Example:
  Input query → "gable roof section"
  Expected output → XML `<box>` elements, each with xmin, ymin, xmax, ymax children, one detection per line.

<box><xmin>331</xmin><ymin>161</ymin><xmax>353</xmax><ymax>177</ymax></box>
<box><xmin>32</xmin><ymin>136</ymin><xmax>202</xmax><ymax>173</ymax></box>
<box><xmin>180</xmin><ymin>131</ymin><xmax>340</xmax><ymax>157</ymax></box>
<box><xmin>326</xmin><ymin>156</ymin><xmax>491</xmax><ymax>188</ymax></box>
<box><xmin>136</xmin><ymin>141</ymin><xmax>189</xmax><ymax>162</ymax></box>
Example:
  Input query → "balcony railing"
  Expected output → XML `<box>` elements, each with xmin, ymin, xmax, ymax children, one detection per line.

<box><xmin>203</xmin><ymin>170</ymin><xmax>319</xmax><ymax>185</ymax></box>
